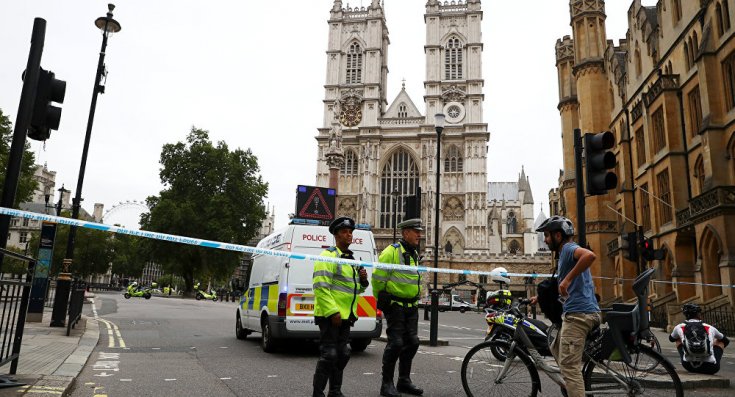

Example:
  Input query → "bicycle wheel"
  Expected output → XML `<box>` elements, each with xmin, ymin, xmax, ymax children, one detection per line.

<box><xmin>583</xmin><ymin>345</ymin><xmax>683</xmax><ymax>397</ymax></box>
<box><xmin>461</xmin><ymin>340</ymin><xmax>540</xmax><ymax>397</ymax></box>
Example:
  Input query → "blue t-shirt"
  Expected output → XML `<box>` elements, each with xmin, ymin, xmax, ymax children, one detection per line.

<box><xmin>557</xmin><ymin>242</ymin><xmax>599</xmax><ymax>314</ymax></box>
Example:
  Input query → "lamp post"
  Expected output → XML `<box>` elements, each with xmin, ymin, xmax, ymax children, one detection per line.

<box><xmin>51</xmin><ymin>5</ymin><xmax>121</xmax><ymax>327</ymax></box>
<box><xmin>391</xmin><ymin>187</ymin><xmax>399</xmax><ymax>242</ymax></box>
<box><xmin>429</xmin><ymin>113</ymin><xmax>445</xmax><ymax>347</ymax></box>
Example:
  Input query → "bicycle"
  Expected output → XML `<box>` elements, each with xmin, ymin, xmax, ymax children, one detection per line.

<box><xmin>461</xmin><ymin>268</ymin><xmax>683</xmax><ymax>397</ymax></box>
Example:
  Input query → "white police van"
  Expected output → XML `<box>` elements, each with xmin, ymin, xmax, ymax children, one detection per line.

<box><xmin>235</xmin><ymin>219</ymin><xmax>382</xmax><ymax>352</ymax></box>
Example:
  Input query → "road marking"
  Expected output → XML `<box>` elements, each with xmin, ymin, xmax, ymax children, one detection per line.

<box><xmin>98</xmin><ymin>318</ymin><xmax>115</xmax><ymax>348</ymax></box>
<box><xmin>22</xmin><ymin>391</ymin><xmax>63</xmax><ymax>395</ymax></box>
<box><xmin>446</xmin><ymin>370</ymin><xmax>456</xmax><ymax>373</ymax></box>
<box><xmin>152</xmin><ymin>347</ymin><xmax>161</xmax><ymax>350</ymax></box>
<box><xmin>362</xmin><ymin>372</ymin><xmax>375</xmax><ymax>375</ymax></box>
<box><xmin>91</xmin><ymin>298</ymin><xmax>99</xmax><ymax>318</ymax></box>
<box><xmin>120</xmin><ymin>379</ymin><xmax>132</xmax><ymax>382</ymax></box>
<box><xmin>164</xmin><ymin>379</ymin><xmax>177</xmax><ymax>381</ymax></box>
<box><xmin>220</xmin><ymin>377</ymin><xmax>232</xmax><ymax>380</ymax></box>
<box><xmin>219</xmin><ymin>346</ymin><xmax>228</xmax><ymax>349</ymax></box>
<box><xmin>267</xmin><ymin>375</ymin><xmax>278</xmax><ymax>378</ymax></box>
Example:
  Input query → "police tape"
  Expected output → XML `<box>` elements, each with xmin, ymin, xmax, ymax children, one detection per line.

<box><xmin>3</xmin><ymin>206</ymin><xmax>735</xmax><ymax>289</ymax></box>
<box><xmin>0</xmin><ymin>207</ymin><xmax>512</xmax><ymax>278</ymax></box>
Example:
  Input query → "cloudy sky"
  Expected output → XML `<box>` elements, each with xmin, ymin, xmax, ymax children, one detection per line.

<box><xmin>0</xmin><ymin>0</ymin><xmax>653</xmax><ymax>231</ymax></box>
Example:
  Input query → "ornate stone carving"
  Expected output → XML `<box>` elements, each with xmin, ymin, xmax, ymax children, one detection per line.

<box><xmin>441</xmin><ymin>85</ymin><xmax>467</xmax><ymax>104</ymax></box>
<box><xmin>570</xmin><ymin>0</ymin><xmax>605</xmax><ymax>19</ymax></box>
<box><xmin>555</xmin><ymin>36</ymin><xmax>574</xmax><ymax>62</ymax></box>
<box><xmin>585</xmin><ymin>221</ymin><xmax>617</xmax><ymax>234</ymax></box>
<box><xmin>572</xmin><ymin>59</ymin><xmax>605</xmax><ymax>78</ymax></box>
<box><xmin>337</xmin><ymin>197</ymin><xmax>357</xmax><ymax>221</ymax></box>
<box><xmin>631</xmin><ymin>101</ymin><xmax>643</xmax><ymax>122</ymax></box>
<box><xmin>643</xmin><ymin>74</ymin><xmax>679</xmax><ymax>108</ymax></box>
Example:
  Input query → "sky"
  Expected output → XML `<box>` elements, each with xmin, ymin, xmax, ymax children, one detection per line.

<box><xmin>0</xmin><ymin>0</ymin><xmax>656</xmax><ymax>231</ymax></box>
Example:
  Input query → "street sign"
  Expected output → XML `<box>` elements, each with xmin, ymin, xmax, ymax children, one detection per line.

<box><xmin>296</xmin><ymin>185</ymin><xmax>335</xmax><ymax>223</ymax></box>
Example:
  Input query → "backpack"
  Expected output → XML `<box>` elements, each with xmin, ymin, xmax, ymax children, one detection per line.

<box><xmin>682</xmin><ymin>321</ymin><xmax>711</xmax><ymax>361</ymax></box>
<box><xmin>537</xmin><ymin>277</ymin><xmax>563</xmax><ymax>325</ymax></box>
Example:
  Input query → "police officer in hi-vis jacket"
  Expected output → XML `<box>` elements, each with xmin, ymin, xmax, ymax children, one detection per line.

<box><xmin>373</xmin><ymin>218</ymin><xmax>424</xmax><ymax>396</ymax></box>
<box><xmin>312</xmin><ymin>217</ymin><xmax>369</xmax><ymax>397</ymax></box>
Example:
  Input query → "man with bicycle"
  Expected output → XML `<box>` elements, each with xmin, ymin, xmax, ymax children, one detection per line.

<box><xmin>531</xmin><ymin>216</ymin><xmax>600</xmax><ymax>397</ymax></box>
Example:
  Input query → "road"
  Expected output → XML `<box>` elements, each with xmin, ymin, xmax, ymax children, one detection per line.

<box><xmin>70</xmin><ymin>291</ymin><xmax>734</xmax><ymax>396</ymax></box>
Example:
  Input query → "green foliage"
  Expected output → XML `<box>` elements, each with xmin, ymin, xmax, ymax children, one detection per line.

<box><xmin>140</xmin><ymin>127</ymin><xmax>268</xmax><ymax>292</ymax></box>
<box><xmin>1</xmin><ymin>245</ymin><xmax>31</xmax><ymax>277</ymax></box>
<box><xmin>0</xmin><ymin>108</ymin><xmax>38</xmax><ymax>206</ymax></box>
<box><xmin>26</xmin><ymin>215</ymin><xmax>114</xmax><ymax>277</ymax></box>
<box><xmin>109</xmin><ymin>233</ymin><xmax>146</xmax><ymax>278</ymax></box>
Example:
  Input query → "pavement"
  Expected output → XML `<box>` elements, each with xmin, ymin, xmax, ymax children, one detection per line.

<box><xmin>0</xmin><ymin>296</ymin><xmax>729</xmax><ymax>396</ymax></box>
<box><xmin>0</xmin><ymin>297</ymin><xmax>99</xmax><ymax>397</ymax></box>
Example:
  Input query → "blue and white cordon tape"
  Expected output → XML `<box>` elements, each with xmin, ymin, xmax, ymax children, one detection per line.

<box><xmin>0</xmin><ymin>207</ymin><xmax>532</xmax><ymax>278</ymax></box>
<box><xmin>3</xmin><ymin>207</ymin><xmax>734</xmax><ymax>288</ymax></box>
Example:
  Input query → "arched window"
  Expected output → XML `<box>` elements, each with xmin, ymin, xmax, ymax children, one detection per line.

<box><xmin>509</xmin><ymin>240</ymin><xmax>521</xmax><ymax>255</ymax></box>
<box><xmin>688</xmin><ymin>37</ymin><xmax>696</xmax><ymax>69</ymax></box>
<box><xmin>443</xmin><ymin>145</ymin><xmax>463</xmax><ymax>173</ymax></box>
<box><xmin>346</xmin><ymin>42</ymin><xmax>363</xmax><ymax>84</ymax></box>
<box><xmin>398</xmin><ymin>103</ymin><xmax>408</xmax><ymax>118</ymax></box>
<box><xmin>672</xmin><ymin>0</ymin><xmax>682</xmax><ymax>24</ymax></box>
<box><xmin>445</xmin><ymin>37</ymin><xmax>463</xmax><ymax>80</ymax></box>
<box><xmin>341</xmin><ymin>150</ymin><xmax>358</xmax><ymax>176</ymax></box>
<box><xmin>635</xmin><ymin>43</ymin><xmax>642</xmax><ymax>77</ymax></box>
<box><xmin>683</xmin><ymin>42</ymin><xmax>691</xmax><ymax>70</ymax></box>
<box><xmin>717</xmin><ymin>3</ymin><xmax>725</xmax><ymax>37</ymax></box>
<box><xmin>694</xmin><ymin>155</ymin><xmax>706</xmax><ymax>195</ymax></box>
<box><xmin>693</xmin><ymin>31</ymin><xmax>699</xmax><ymax>56</ymax></box>
<box><xmin>725</xmin><ymin>0</ymin><xmax>732</xmax><ymax>31</ymax></box>
<box><xmin>379</xmin><ymin>149</ymin><xmax>419</xmax><ymax>228</ymax></box>
<box><xmin>507</xmin><ymin>211</ymin><xmax>517</xmax><ymax>234</ymax></box>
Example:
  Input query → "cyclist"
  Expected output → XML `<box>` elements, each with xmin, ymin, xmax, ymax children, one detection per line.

<box><xmin>531</xmin><ymin>216</ymin><xmax>600</xmax><ymax>397</ymax></box>
<box><xmin>670</xmin><ymin>303</ymin><xmax>729</xmax><ymax>375</ymax></box>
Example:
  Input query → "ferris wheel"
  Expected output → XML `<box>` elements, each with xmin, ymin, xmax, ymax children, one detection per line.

<box><xmin>103</xmin><ymin>200</ymin><xmax>148</xmax><ymax>230</ymax></box>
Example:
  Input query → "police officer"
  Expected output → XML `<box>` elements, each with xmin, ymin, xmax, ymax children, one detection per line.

<box><xmin>373</xmin><ymin>218</ymin><xmax>424</xmax><ymax>396</ymax></box>
<box><xmin>312</xmin><ymin>216</ymin><xmax>369</xmax><ymax>397</ymax></box>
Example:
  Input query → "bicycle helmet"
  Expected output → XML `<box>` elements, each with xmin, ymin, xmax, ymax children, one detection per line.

<box><xmin>682</xmin><ymin>303</ymin><xmax>702</xmax><ymax>319</ymax></box>
<box><xmin>535</xmin><ymin>215</ymin><xmax>575</xmax><ymax>236</ymax></box>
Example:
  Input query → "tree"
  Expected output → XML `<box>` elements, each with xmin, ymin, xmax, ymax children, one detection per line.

<box><xmin>109</xmin><ymin>233</ymin><xmax>146</xmax><ymax>279</ymax></box>
<box><xmin>140</xmin><ymin>128</ymin><xmax>268</xmax><ymax>293</ymax></box>
<box><xmin>27</xmin><ymin>213</ymin><xmax>114</xmax><ymax>278</ymax></box>
<box><xmin>0</xmin><ymin>108</ymin><xmax>38</xmax><ymax>206</ymax></box>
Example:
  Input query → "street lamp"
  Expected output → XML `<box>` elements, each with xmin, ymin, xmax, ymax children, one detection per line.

<box><xmin>429</xmin><ymin>113</ymin><xmax>445</xmax><ymax>346</ymax></box>
<box><xmin>391</xmin><ymin>187</ymin><xmax>399</xmax><ymax>242</ymax></box>
<box><xmin>51</xmin><ymin>4</ymin><xmax>121</xmax><ymax>327</ymax></box>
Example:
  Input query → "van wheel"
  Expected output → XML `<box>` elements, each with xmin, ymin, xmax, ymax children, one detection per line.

<box><xmin>236</xmin><ymin>313</ymin><xmax>249</xmax><ymax>340</ymax></box>
<box><xmin>460</xmin><ymin>307</ymin><xmax>466</xmax><ymax>313</ymax></box>
<box><xmin>261</xmin><ymin>318</ymin><xmax>277</xmax><ymax>353</ymax></box>
<box><xmin>350</xmin><ymin>338</ymin><xmax>371</xmax><ymax>353</ymax></box>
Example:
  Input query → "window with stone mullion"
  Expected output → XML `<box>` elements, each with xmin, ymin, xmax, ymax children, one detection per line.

<box><xmin>346</xmin><ymin>42</ymin><xmax>363</xmax><ymax>84</ymax></box>
<box><xmin>379</xmin><ymin>150</ymin><xmax>418</xmax><ymax>228</ymax></box>
<box><xmin>445</xmin><ymin>37</ymin><xmax>463</xmax><ymax>80</ymax></box>
<box><xmin>651</xmin><ymin>108</ymin><xmax>666</xmax><ymax>153</ymax></box>
<box><xmin>657</xmin><ymin>169</ymin><xmax>673</xmax><ymax>225</ymax></box>
<box><xmin>724</xmin><ymin>51</ymin><xmax>735</xmax><ymax>110</ymax></box>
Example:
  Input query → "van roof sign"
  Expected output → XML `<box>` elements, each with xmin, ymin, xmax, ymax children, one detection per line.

<box><xmin>296</xmin><ymin>185</ymin><xmax>336</xmax><ymax>222</ymax></box>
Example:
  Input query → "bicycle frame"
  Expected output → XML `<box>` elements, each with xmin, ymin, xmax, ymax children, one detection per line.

<box><xmin>494</xmin><ymin>304</ymin><xmax>639</xmax><ymax>395</ymax></box>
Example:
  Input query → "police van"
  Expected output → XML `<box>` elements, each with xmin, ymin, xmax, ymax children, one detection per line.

<box><xmin>235</xmin><ymin>219</ymin><xmax>382</xmax><ymax>353</ymax></box>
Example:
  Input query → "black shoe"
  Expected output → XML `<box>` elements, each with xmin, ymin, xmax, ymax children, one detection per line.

<box><xmin>380</xmin><ymin>379</ymin><xmax>402</xmax><ymax>397</ymax></box>
<box><xmin>396</xmin><ymin>378</ymin><xmax>423</xmax><ymax>396</ymax></box>
<box><xmin>327</xmin><ymin>392</ymin><xmax>345</xmax><ymax>397</ymax></box>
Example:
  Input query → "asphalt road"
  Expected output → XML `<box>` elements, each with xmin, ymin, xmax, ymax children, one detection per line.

<box><xmin>70</xmin><ymin>292</ymin><xmax>734</xmax><ymax>397</ymax></box>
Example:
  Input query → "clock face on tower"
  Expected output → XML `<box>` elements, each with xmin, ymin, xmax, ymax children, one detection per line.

<box><xmin>339</xmin><ymin>104</ymin><xmax>362</xmax><ymax>127</ymax></box>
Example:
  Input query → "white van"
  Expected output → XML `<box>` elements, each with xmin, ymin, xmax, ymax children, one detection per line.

<box><xmin>235</xmin><ymin>221</ymin><xmax>382</xmax><ymax>352</ymax></box>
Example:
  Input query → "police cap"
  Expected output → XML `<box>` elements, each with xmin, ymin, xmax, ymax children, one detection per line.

<box><xmin>398</xmin><ymin>218</ymin><xmax>424</xmax><ymax>231</ymax></box>
<box><xmin>329</xmin><ymin>216</ymin><xmax>356</xmax><ymax>235</ymax></box>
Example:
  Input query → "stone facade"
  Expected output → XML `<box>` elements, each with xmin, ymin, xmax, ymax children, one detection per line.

<box><xmin>554</xmin><ymin>0</ymin><xmax>735</xmax><ymax>310</ymax></box>
<box><xmin>314</xmin><ymin>0</ymin><xmax>549</xmax><ymax>297</ymax></box>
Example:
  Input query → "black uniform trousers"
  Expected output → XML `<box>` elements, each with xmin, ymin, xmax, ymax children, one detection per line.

<box><xmin>382</xmin><ymin>303</ymin><xmax>420</xmax><ymax>381</ymax></box>
<box><xmin>313</xmin><ymin>317</ymin><xmax>352</xmax><ymax>396</ymax></box>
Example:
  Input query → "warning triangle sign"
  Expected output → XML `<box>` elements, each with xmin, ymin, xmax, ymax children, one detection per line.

<box><xmin>298</xmin><ymin>187</ymin><xmax>334</xmax><ymax>220</ymax></box>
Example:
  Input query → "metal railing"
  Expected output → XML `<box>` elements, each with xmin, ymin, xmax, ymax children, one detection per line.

<box><xmin>649</xmin><ymin>303</ymin><xmax>668</xmax><ymax>329</ymax></box>
<box><xmin>66</xmin><ymin>281</ymin><xmax>86</xmax><ymax>336</ymax></box>
<box><xmin>702</xmin><ymin>303</ymin><xmax>735</xmax><ymax>335</ymax></box>
<box><xmin>0</xmin><ymin>248</ymin><xmax>36</xmax><ymax>375</ymax></box>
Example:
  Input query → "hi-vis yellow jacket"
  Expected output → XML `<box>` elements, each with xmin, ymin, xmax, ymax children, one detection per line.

<box><xmin>312</xmin><ymin>247</ymin><xmax>366</xmax><ymax>319</ymax></box>
<box><xmin>372</xmin><ymin>242</ymin><xmax>421</xmax><ymax>303</ymax></box>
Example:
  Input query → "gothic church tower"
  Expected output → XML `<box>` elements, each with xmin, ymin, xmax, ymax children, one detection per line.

<box><xmin>315</xmin><ymin>0</ymin><xmax>490</xmax><ymax>255</ymax></box>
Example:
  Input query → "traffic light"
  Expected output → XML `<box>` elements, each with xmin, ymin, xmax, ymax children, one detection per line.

<box><xmin>28</xmin><ymin>68</ymin><xmax>66</xmax><ymax>141</ymax></box>
<box><xmin>583</xmin><ymin>131</ymin><xmax>618</xmax><ymax>196</ymax></box>
<box><xmin>641</xmin><ymin>238</ymin><xmax>654</xmax><ymax>262</ymax></box>
<box><xmin>621</xmin><ymin>231</ymin><xmax>638</xmax><ymax>261</ymax></box>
